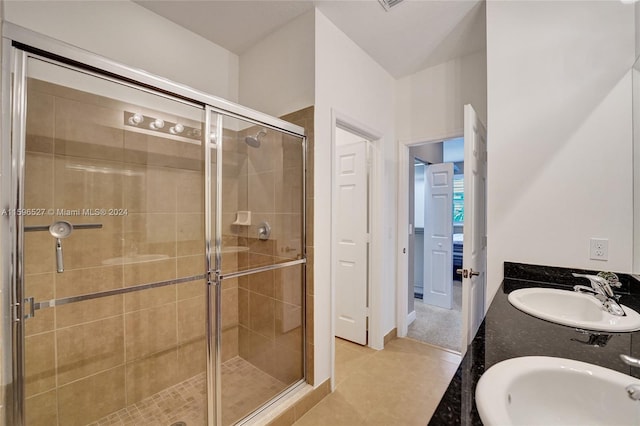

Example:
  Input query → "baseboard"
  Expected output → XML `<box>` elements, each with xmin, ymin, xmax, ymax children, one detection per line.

<box><xmin>263</xmin><ymin>379</ymin><xmax>331</xmax><ymax>426</ymax></box>
<box><xmin>407</xmin><ymin>310</ymin><xmax>416</xmax><ymax>326</ymax></box>
<box><xmin>383</xmin><ymin>327</ymin><xmax>397</xmax><ymax>346</ymax></box>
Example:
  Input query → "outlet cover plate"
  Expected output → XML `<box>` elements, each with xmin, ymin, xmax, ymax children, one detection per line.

<box><xmin>590</xmin><ymin>238</ymin><xmax>609</xmax><ymax>261</ymax></box>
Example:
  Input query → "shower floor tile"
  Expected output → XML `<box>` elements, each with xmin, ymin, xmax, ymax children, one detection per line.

<box><xmin>87</xmin><ymin>356</ymin><xmax>288</xmax><ymax>426</ymax></box>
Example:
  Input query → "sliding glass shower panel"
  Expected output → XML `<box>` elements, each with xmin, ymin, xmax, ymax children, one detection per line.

<box><xmin>221</xmin><ymin>263</ymin><xmax>305</xmax><ymax>425</ymax></box>
<box><xmin>216</xmin><ymin>115</ymin><xmax>305</xmax><ymax>425</ymax></box>
<box><xmin>20</xmin><ymin>57</ymin><xmax>209</xmax><ymax>426</ymax></box>
<box><xmin>219</xmin><ymin>116</ymin><xmax>304</xmax><ymax>274</ymax></box>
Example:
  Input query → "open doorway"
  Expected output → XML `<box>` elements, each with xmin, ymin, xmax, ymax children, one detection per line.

<box><xmin>408</xmin><ymin>137</ymin><xmax>464</xmax><ymax>353</ymax></box>
<box><xmin>330</xmin><ymin>109</ymin><xmax>386</xmax><ymax>396</ymax></box>
<box><xmin>397</xmin><ymin>104</ymin><xmax>487</xmax><ymax>358</ymax></box>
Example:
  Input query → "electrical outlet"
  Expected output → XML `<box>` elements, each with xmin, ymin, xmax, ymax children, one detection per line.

<box><xmin>590</xmin><ymin>238</ymin><xmax>608</xmax><ymax>261</ymax></box>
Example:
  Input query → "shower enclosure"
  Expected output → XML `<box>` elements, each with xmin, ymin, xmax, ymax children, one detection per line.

<box><xmin>2</xmin><ymin>25</ymin><xmax>306</xmax><ymax>426</ymax></box>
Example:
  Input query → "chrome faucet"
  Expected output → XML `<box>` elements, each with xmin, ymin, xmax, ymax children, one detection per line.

<box><xmin>573</xmin><ymin>273</ymin><xmax>625</xmax><ymax>316</ymax></box>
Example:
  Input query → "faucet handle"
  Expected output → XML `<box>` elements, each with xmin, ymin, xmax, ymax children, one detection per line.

<box><xmin>573</xmin><ymin>273</ymin><xmax>605</xmax><ymax>282</ymax></box>
<box><xmin>620</xmin><ymin>354</ymin><xmax>640</xmax><ymax>368</ymax></box>
<box><xmin>598</xmin><ymin>271</ymin><xmax>621</xmax><ymax>288</ymax></box>
<box><xmin>572</xmin><ymin>273</ymin><xmax>614</xmax><ymax>297</ymax></box>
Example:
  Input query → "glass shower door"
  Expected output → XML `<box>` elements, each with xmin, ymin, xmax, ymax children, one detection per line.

<box><xmin>213</xmin><ymin>115</ymin><xmax>306</xmax><ymax>425</ymax></box>
<box><xmin>18</xmin><ymin>55</ymin><xmax>211</xmax><ymax>426</ymax></box>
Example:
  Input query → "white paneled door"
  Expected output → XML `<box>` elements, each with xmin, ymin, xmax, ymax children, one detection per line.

<box><xmin>335</xmin><ymin>141</ymin><xmax>369</xmax><ymax>345</ymax></box>
<box><xmin>423</xmin><ymin>162</ymin><xmax>454</xmax><ymax>309</ymax></box>
<box><xmin>461</xmin><ymin>104</ymin><xmax>488</xmax><ymax>353</ymax></box>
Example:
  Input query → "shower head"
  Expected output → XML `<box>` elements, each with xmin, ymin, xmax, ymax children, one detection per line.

<box><xmin>244</xmin><ymin>129</ymin><xmax>266</xmax><ymax>148</ymax></box>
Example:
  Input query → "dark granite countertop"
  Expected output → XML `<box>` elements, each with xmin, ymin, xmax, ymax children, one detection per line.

<box><xmin>428</xmin><ymin>263</ymin><xmax>640</xmax><ymax>426</ymax></box>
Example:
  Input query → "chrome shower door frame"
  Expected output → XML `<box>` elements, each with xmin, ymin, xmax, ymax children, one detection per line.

<box><xmin>2</xmin><ymin>23</ymin><xmax>307</xmax><ymax>426</ymax></box>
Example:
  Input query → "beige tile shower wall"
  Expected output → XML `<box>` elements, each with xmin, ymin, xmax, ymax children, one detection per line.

<box><xmin>237</xmin><ymin>106</ymin><xmax>313</xmax><ymax>386</ymax></box>
<box><xmin>22</xmin><ymin>79</ymin><xmax>211</xmax><ymax>426</ymax></box>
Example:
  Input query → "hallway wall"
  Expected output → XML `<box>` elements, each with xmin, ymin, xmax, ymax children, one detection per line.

<box><xmin>314</xmin><ymin>9</ymin><xmax>397</xmax><ymax>385</ymax></box>
<box><xmin>396</xmin><ymin>50</ymin><xmax>487</xmax><ymax>143</ymax></box>
<box><xmin>239</xmin><ymin>10</ymin><xmax>315</xmax><ymax>119</ymax></box>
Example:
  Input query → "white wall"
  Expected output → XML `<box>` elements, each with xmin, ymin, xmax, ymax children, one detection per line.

<box><xmin>396</xmin><ymin>50</ymin><xmax>487</xmax><ymax>143</ymax></box>
<box><xmin>634</xmin><ymin>65</ymin><xmax>640</xmax><ymax>274</ymax></box>
<box><xmin>314</xmin><ymin>9</ymin><xmax>396</xmax><ymax>383</ymax></box>
<box><xmin>239</xmin><ymin>10</ymin><xmax>314</xmax><ymax>117</ymax></box>
<box><xmin>3</xmin><ymin>0</ymin><xmax>239</xmax><ymax>101</ymax></box>
<box><xmin>0</xmin><ymin>1</ymin><xmax>4</xmax><ymax>419</ymax></box>
<box><xmin>636</xmin><ymin>1</ymin><xmax>640</xmax><ymax>59</ymax></box>
<box><xmin>486</xmin><ymin>0</ymin><xmax>635</xmax><ymax>306</ymax></box>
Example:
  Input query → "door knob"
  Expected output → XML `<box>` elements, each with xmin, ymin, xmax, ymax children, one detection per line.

<box><xmin>456</xmin><ymin>268</ymin><xmax>480</xmax><ymax>279</ymax></box>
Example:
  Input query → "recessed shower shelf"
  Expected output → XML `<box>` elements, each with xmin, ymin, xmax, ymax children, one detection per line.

<box><xmin>232</xmin><ymin>210</ymin><xmax>251</xmax><ymax>226</ymax></box>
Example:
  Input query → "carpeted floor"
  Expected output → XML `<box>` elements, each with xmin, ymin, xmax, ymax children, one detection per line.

<box><xmin>407</xmin><ymin>281</ymin><xmax>462</xmax><ymax>352</ymax></box>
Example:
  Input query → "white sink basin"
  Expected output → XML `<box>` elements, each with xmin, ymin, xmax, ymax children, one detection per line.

<box><xmin>508</xmin><ymin>287</ymin><xmax>640</xmax><ymax>332</ymax></box>
<box><xmin>476</xmin><ymin>356</ymin><xmax>640</xmax><ymax>426</ymax></box>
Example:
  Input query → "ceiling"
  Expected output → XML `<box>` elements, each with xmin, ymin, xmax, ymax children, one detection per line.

<box><xmin>135</xmin><ymin>0</ymin><xmax>486</xmax><ymax>79</ymax></box>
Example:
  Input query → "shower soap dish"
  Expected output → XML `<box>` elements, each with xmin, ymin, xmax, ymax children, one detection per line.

<box><xmin>232</xmin><ymin>211</ymin><xmax>251</xmax><ymax>226</ymax></box>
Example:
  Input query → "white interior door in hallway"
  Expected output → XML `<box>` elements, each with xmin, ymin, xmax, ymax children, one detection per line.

<box><xmin>423</xmin><ymin>162</ymin><xmax>454</xmax><ymax>309</ymax></box>
<box><xmin>396</xmin><ymin>104</ymin><xmax>488</xmax><ymax>358</ymax></box>
<box><xmin>460</xmin><ymin>103</ymin><xmax>488</xmax><ymax>348</ymax></box>
<box><xmin>335</xmin><ymin>139</ymin><xmax>369</xmax><ymax>345</ymax></box>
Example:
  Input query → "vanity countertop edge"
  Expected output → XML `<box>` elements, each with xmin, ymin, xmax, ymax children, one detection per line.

<box><xmin>428</xmin><ymin>264</ymin><xmax>640</xmax><ymax>425</ymax></box>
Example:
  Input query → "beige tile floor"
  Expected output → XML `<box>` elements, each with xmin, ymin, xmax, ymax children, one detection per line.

<box><xmin>294</xmin><ymin>337</ymin><xmax>461</xmax><ymax>426</ymax></box>
<box><xmin>88</xmin><ymin>356</ymin><xmax>287</xmax><ymax>426</ymax></box>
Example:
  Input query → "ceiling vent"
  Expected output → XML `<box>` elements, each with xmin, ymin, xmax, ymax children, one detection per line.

<box><xmin>378</xmin><ymin>0</ymin><xmax>404</xmax><ymax>11</ymax></box>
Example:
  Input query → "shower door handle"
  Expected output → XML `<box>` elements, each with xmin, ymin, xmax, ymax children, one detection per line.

<box><xmin>23</xmin><ymin>297</ymin><xmax>35</xmax><ymax>320</ymax></box>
